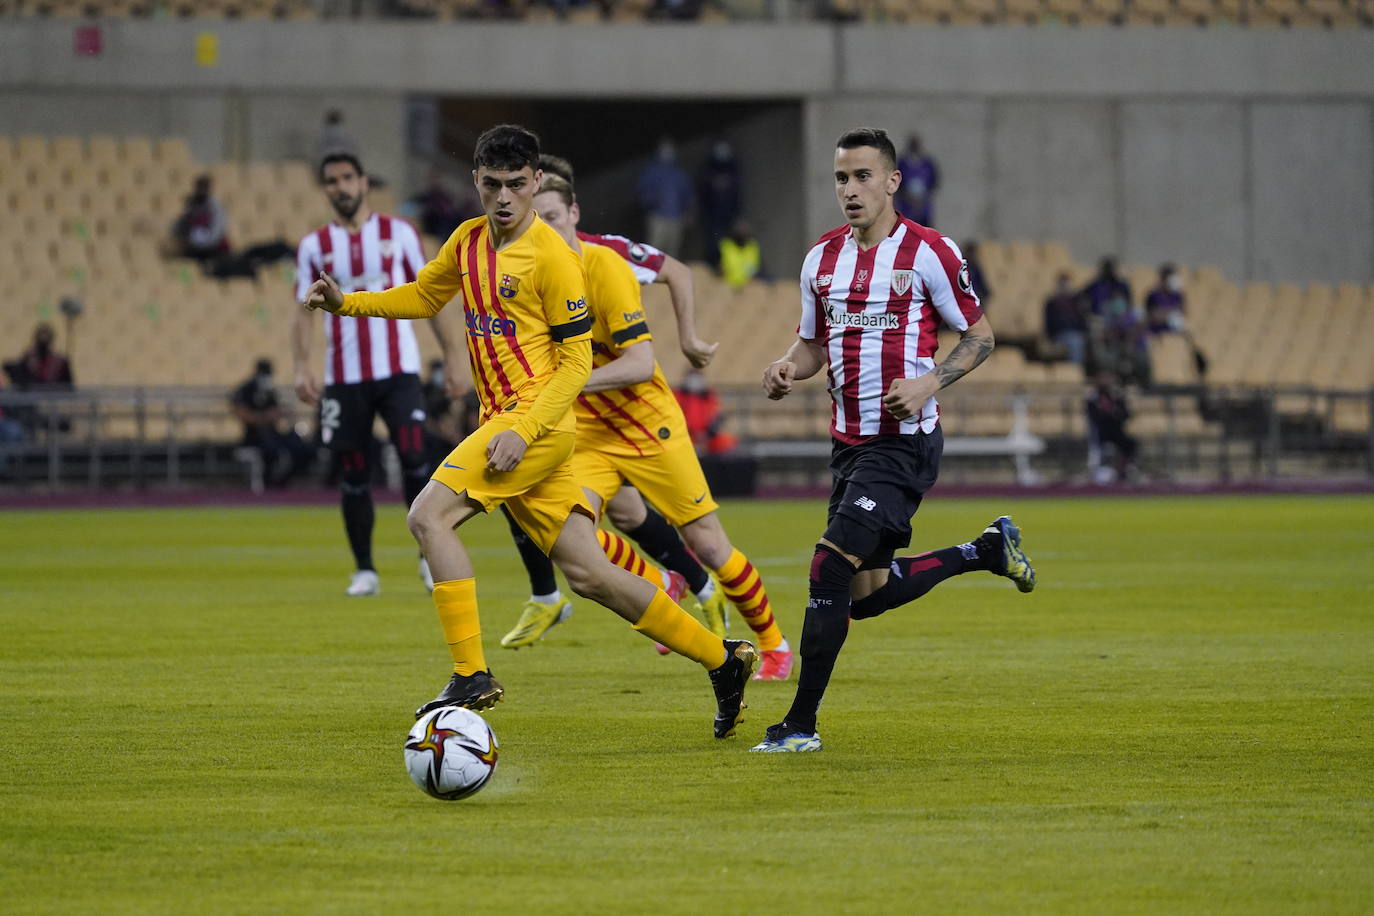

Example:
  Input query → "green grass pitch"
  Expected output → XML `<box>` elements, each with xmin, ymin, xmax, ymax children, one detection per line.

<box><xmin>2</xmin><ymin>495</ymin><xmax>1371</xmax><ymax>913</ymax></box>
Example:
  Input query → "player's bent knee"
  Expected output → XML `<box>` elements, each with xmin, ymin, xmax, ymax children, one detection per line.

<box><xmin>559</xmin><ymin>562</ymin><xmax>604</xmax><ymax>602</ymax></box>
<box><xmin>810</xmin><ymin>542</ymin><xmax>858</xmax><ymax>593</ymax></box>
<box><xmin>821</xmin><ymin>513</ymin><xmax>881</xmax><ymax>564</ymax></box>
<box><xmin>682</xmin><ymin>517</ymin><xmax>729</xmax><ymax>568</ymax></box>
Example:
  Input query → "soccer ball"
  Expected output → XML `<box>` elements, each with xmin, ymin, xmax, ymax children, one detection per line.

<box><xmin>404</xmin><ymin>706</ymin><xmax>499</xmax><ymax>800</ymax></box>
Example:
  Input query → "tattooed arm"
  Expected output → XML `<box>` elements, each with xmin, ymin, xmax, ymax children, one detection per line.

<box><xmin>881</xmin><ymin>315</ymin><xmax>996</xmax><ymax>421</ymax></box>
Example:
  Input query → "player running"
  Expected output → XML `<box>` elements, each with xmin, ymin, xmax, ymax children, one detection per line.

<box><xmin>751</xmin><ymin>127</ymin><xmax>1036</xmax><ymax>753</ymax></box>
<box><xmin>301</xmin><ymin>125</ymin><xmax>757</xmax><ymax>739</ymax></box>
<box><xmin>501</xmin><ymin>174</ymin><xmax>795</xmax><ymax>679</ymax></box>
<box><xmin>292</xmin><ymin>152</ymin><xmax>461</xmax><ymax>597</ymax></box>
<box><xmin>500</xmin><ymin>157</ymin><xmax>790</xmax><ymax>679</ymax></box>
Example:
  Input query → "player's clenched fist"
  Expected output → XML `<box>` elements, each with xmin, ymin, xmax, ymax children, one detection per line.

<box><xmin>683</xmin><ymin>336</ymin><xmax>720</xmax><ymax>369</ymax></box>
<box><xmin>763</xmin><ymin>360</ymin><xmax>796</xmax><ymax>400</ymax></box>
<box><xmin>301</xmin><ymin>271</ymin><xmax>344</xmax><ymax>312</ymax></box>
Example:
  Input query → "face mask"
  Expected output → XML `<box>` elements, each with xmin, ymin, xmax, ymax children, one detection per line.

<box><xmin>430</xmin><ymin>370</ymin><xmax>445</xmax><ymax>387</ymax></box>
<box><xmin>1167</xmin><ymin>275</ymin><xmax>1182</xmax><ymax>292</ymax></box>
<box><xmin>255</xmin><ymin>373</ymin><xmax>272</xmax><ymax>389</ymax></box>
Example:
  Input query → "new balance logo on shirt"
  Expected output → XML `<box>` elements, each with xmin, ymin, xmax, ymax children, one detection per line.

<box><xmin>853</xmin><ymin>496</ymin><xmax>877</xmax><ymax>511</ymax></box>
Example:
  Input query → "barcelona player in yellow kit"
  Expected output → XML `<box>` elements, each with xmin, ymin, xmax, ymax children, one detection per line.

<box><xmin>522</xmin><ymin>174</ymin><xmax>793</xmax><ymax>678</ymax></box>
<box><xmin>302</xmin><ymin>125</ymin><xmax>757</xmax><ymax>738</ymax></box>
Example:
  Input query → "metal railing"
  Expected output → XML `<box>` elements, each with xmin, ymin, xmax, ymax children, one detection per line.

<box><xmin>1</xmin><ymin>382</ymin><xmax>1370</xmax><ymax>492</ymax></box>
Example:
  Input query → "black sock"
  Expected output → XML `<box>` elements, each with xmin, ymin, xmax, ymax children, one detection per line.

<box><xmin>785</xmin><ymin>544</ymin><xmax>856</xmax><ymax>733</ymax></box>
<box><xmin>849</xmin><ymin>544</ymin><xmax>977</xmax><ymax>619</ymax></box>
<box><xmin>401</xmin><ymin>467</ymin><xmax>427</xmax><ymax>508</ymax></box>
<box><xmin>625</xmin><ymin>507</ymin><xmax>710</xmax><ymax>594</ymax></box>
<box><xmin>340</xmin><ymin>482</ymin><xmax>375</xmax><ymax>571</ymax></box>
<box><xmin>502</xmin><ymin>505</ymin><xmax>558</xmax><ymax>596</ymax></box>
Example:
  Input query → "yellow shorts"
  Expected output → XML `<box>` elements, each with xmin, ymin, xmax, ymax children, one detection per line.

<box><xmin>431</xmin><ymin>414</ymin><xmax>594</xmax><ymax>555</ymax></box>
<box><xmin>571</xmin><ymin>436</ymin><xmax>719</xmax><ymax>528</ymax></box>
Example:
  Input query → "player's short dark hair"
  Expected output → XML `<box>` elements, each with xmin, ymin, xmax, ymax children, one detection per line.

<box><xmin>539</xmin><ymin>154</ymin><xmax>575</xmax><ymax>187</ymax></box>
<box><xmin>319</xmin><ymin>152</ymin><xmax>364</xmax><ymax>182</ymax></box>
<box><xmin>536</xmin><ymin>174</ymin><xmax>575</xmax><ymax>208</ymax></box>
<box><xmin>474</xmin><ymin>124</ymin><xmax>541</xmax><ymax>174</ymax></box>
<box><xmin>836</xmin><ymin>127</ymin><xmax>897</xmax><ymax>171</ymax></box>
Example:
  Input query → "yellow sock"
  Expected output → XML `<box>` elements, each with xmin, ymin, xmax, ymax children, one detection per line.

<box><xmin>597</xmin><ymin>527</ymin><xmax>669</xmax><ymax>590</ymax></box>
<box><xmin>632</xmin><ymin>589</ymin><xmax>725</xmax><ymax>670</ymax></box>
<box><xmin>433</xmin><ymin>578</ymin><xmax>487</xmax><ymax>676</ymax></box>
<box><xmin>715</xmin><ymin>548</ymin><xmax>783</xmax><ymax>651</ymax></box>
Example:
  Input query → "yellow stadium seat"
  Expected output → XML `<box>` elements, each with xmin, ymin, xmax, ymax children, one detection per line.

<box><xmin>16</xmin><ymin>135</ymin><xmax>50</xmax><ymax>165</ymax></box>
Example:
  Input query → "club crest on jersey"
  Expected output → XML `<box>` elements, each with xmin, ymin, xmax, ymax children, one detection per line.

<box><xmin>499</xmin><ymin>274</ymin><xmax>521</xmax><ymax>299</ymax></box>
<box><xmin>854</xmin><ymin>268</ymin><xmax>870</xmax><ymax>291</ymax></box>
<box><xmin>379</xmin><ymin>239</ymin><xmax>395</xmax><ymax>259</ymax></box>
<box><xmin>958</xmin><ymin>261</ymin><xmax>974</xmax><ymax>294</ymax></box>
<box><xmin>891</xmin><ymin>270</ymin><xmax>914</xmax><ymax>296</ymax></box>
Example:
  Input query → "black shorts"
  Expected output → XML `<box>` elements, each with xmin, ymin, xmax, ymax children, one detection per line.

<box><xmin>320</xmin><ymin>374</ymin><xmax>426</xmax><ymax>453</ymax></box>
<box><xmin>826</xmin><ymin>426</ymin><xmax>944</xmax><ymax>556</ymax></box>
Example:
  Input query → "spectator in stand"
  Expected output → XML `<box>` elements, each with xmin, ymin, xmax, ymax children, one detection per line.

<box><xmin>1043</xmin><ymin>271</ymin><xmax>1088</xmax><ymax>365</ymax></box>
<box><xmin>6</xmin><ymin>323</ymin><xmax>74</xmax><ymax>390</ymax></box>
<box><xmin>698</xmin><ymin>139</ymin><xmax>742</xmax><ymax>268</ymax></box>
<box><xmin>1086</xmin><ymin>370</ymin><xmax>1139</xmax><ymax>483</ymax></box>
<box><xmin>962</xmin><ymin>239</ymin><xmax>992</xmax><ymax>308</ymax></box>
<box><xmin>674</xmin><ymin>369</ymin><xmax>737</xmax><ymax>455</ymax></box>
<box><xmin>718</xmin><ymin>218</ymin><xmax>763</xmax><ymax>289</ymax></box>
<box><xmin>636</xmin><ymin>137</ymin><xmax>693</xmax><ymax>255</ymax></box>
<box><xmin>168</xmin><ymin>174</ymin><xmax>293</xmax><ymax>279</ymax></box>
<box><xmin>230</xmin><ymin>359</ymin><xmax>314</xmax><ymax>488</ymax></box>
<box><xmin>1091</xmin><ymin>298</ymin><xmax>1151</xmax><ymax>388</ymax></box>
<box><xmin>3</xmin><ymin>323</ymin><xmax>75</xmax><ymax>437</ymax></box>
<box><xmin>896</xmin><ymin>134</ymin><xmax>939</xmax><ymax>225</ymax></box>
<box><xmin>169</xmin><ymin>175</ymin><xmax>230</xmax><ymax>266</ymax></box>
<box><xmin>1145</xmin><ymin>263</ymin><xmax>1187</xmax><ymax>335</ymax></box>
<box><xmin>1082</xmin><ymin>256</ymin><xmax>1132</xmax><ymax>317</ymax></box>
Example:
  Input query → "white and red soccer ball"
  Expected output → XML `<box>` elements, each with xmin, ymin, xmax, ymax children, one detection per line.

<box><xmin>403</xmin><ymin>706</ymin><xmax>498</xmax><ymax>800</ymax></box>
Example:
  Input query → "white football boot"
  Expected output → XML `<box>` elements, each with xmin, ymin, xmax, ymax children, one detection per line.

<box><xmin>346</xmin><ymin>569</ymin><xmax>380</xmax><ymax>597</ymax></box>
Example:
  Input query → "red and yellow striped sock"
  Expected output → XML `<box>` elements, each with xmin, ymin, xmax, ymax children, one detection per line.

<box><xmin>715</xmin><ymin>548</ymin><xmax>783</xmax><ymax>651</ymax></box>
<box><xmin>631</xmin><ymin>588</ymin><xmax>726</xmax><ymax>670</ymax></box>
<box><xmin>596</xmin><ymin>527</ymin><xmax>670</xmax><ymax>590</ymax></box>
<box><xmin>433</xmin><ymin>578</ymin><xmax>487</xmax><ymax>676</ymax></box>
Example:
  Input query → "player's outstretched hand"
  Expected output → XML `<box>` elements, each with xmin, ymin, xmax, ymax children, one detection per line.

<box><xmin>683</xmin><ymin>336</ymin><xmax>720</xmax><ymax>369</ymax></box>
<box><xmin>486</xmin><ymin>430</ymin><xmax>528</xmax><ymax>472</ymax></box>
<box><xmin>882</xmin><ymin>375</ymin><xmax>939</xmax><ymax>420</ymax></box>
<box><xmin>763</xmin><ymin>359</ymin><xmax>796</xmax><ymax>400</ymax></box>
<box><xmin>302</xmin><ymin>271</ymin><xmax>344</xmax><ymax>313</ymax></box>
<box><xmin>294</xmin><ymin>367</ymin><xmax>321</xmax><ymax>405</ymax></box>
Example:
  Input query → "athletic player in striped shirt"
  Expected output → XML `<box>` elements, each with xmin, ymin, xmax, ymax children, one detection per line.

<box><xmin>502</xmin><ymin>174</ymin><xmax>794</xmax><ymax>680</ymax></box>
<box><xmin>302</xmin><ymin>125</ymin><xmax>757</xmax><ymax>738</ymax></box>
<box><xmin>292</xmin><ymin>152</ymin><xmax>461</xmax><ymax>597</ymax></box>
<box><xmin>498</xmin><ymin>157</ymin><xmax>787</xmax><ymax>676</ymax></box>
<box><xmin>751</xmin><ymin>127</ymin><xmax>1037</xmax><ymax>753</ymax></box>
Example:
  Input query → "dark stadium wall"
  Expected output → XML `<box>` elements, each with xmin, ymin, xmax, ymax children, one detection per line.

<box><xmin>805</xmin><ymin>94</ymin><xmax>1374</xmax><ymax>285</ymax></box>
<box><xmin>435</xmin><ymin>97</ymin><xmax>805</xmax><ymax>270</ymax></box>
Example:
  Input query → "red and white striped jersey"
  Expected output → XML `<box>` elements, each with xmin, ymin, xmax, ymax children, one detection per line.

<box><xmin>798</xmin><ymin>217</ymin><xmax>983</xmax><ymax>442</ymax></box>
<box><xmin>295</xmin><ymin>213</ymin><xmax>426</xmax><ymax>385</ymax></box>
<box><xmin>577</xmin><ymin>231</ymin><xmax>666</xmax><ymax>285</ymax></box>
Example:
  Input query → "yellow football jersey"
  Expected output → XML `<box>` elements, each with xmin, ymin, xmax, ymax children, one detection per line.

<box><xmin>575</xmin><ymin>242</ymin><xmax>689</xmax><ymax>457</ymax></box>
<box><xmin>341</xmin><ymin>214</ymin><xmax>593</xmax><ymax>428</ymax></box>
